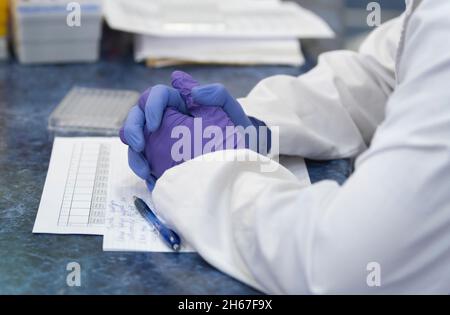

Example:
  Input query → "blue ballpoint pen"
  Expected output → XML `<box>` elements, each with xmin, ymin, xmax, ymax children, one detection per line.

<box><xmin>133</xmin><ymin>196</ymin><xmax>181</xmax><ymax>251</ymax></box>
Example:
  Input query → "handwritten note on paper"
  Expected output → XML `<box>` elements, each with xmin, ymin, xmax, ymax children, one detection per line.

<box><xmin>102</xmin><ymin>141</ymin><xmax>193</xmax><ymax>252</ymax></box>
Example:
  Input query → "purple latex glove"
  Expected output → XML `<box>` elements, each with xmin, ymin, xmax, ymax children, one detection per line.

<box><xmin>120</xmin><ymin>71</ymin><xmax>243</xmax><ymax>188</ymax></box>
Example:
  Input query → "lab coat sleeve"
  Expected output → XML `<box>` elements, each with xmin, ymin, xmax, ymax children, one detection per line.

<box><xmin>152</xmin><ymin>0</ymin><xmax>450</xmax><ymax>294</ymax></box>
<box><xmin>238</xmin><ymin>17</ymin><xmax>402</xmax><ymax>159</ymax></box>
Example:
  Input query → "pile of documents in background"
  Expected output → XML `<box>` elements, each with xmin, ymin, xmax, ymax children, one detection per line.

<box><xmin>11</xmin><ymin>0</ymin><xmax>103</xmax><ymax>64</ymax></box>
<box><xmin>105</xmin><ymin>0</ymin><xmax>334</xmax><ymax>67</ymax></box>
<box><xmin>0</xmin><ymin>0</ymin><xmax>7</xmax><ymax>60</ymax></box>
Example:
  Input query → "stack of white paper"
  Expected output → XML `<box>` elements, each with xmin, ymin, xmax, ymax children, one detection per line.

<box><xmin>135</xmin><ymin>36</ymin><xmax>304</xmax><ymax>67</ymax></box>
<box><xmin>105</xmin><ymin>0</ymin><xmax>334</xmax><ymax>67</ymax></box>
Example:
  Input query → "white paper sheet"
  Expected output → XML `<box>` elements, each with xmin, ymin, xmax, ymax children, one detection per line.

<box><xmin>33</xmin><ymin>137</ymin><xmax>116</xmax><ymax>235</ymax></box>
<box><xmin>105</xmin><ymin>0</ymin><xmax>334</xmax><ymax>39</ymax></box>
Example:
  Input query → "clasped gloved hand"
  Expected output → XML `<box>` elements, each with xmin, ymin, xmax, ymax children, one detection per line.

<box><xmin>120</xmin><ymin>71</ymin><xmax>271</xmax><ymax>191</ymax></box>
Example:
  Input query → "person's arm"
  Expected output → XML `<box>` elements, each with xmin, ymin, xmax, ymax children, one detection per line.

<box><xmin>239</xmin><ymin>16</ymin><xmax>403</xmax><ymax>159</ymax></box>
<box><xmin>153</xmin><ymin>1</ymin><xmax>450</xmax><ymax>294</ymax></box>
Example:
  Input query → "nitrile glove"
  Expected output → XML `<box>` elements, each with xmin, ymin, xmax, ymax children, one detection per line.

<box><xmin>120</xmin><ymin>71</ymin><xmax>271</xmax><ymax>191</ymax></box>
<box><xmin>120</xmin><ymin>71</ymin><xmax>241</xmax><ymax>189</ymax></box>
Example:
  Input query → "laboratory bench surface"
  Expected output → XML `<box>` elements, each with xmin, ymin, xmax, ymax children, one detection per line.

<box><xmin>0</xmin><ymin>55</ymin><xmax>352</xmax><ymax>294</ymax></box>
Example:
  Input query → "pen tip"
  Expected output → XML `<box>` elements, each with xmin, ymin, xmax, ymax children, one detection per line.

<box><xmin>133</xmin><ymin>196</ymin><xmax>138</xmax><ymax>201</ymax></box>
<box><xmin>173</xmin><ymin>244</ymin><xmax>180</xmax><ymax>251</ymax></box>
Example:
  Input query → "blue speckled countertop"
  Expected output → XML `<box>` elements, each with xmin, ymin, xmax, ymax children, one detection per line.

<box><xmin>0</xmin><ymin>48</ymin><xmax>351</xmax><ymax>294</ymax></box>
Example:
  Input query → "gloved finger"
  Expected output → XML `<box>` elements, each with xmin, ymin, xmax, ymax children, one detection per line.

<box><xmin>145</xmin><ymin>85</ymin><xmax>188</xmax><ymax>132</ymax></box>
<box><xmin>145</xmin><ymin>179</ymin><xmax>156</xmax><ymax>192</ymax></box>
<box><xmin>191</xmin><ymin>84</ymin><xmax>253</xmax><ymax>128</ymax></box>
<box><xmin>128</xmin><ymin>147</ymin><xmax>152</xmax><ymax>181</ymax></box>
<box><xmin>171</xmin><ymin>70</ymin><xmax>199</xmax><ymax>109</ymax></box>
<box><xmin>137</xmin><ymin>88</ymin><xmax>151</xmax><ymax>112</ymax></box>
<box><xmin>122</xmin><ymin>105</ymin><xmax>146</xmax><ymax>152</ymax></box>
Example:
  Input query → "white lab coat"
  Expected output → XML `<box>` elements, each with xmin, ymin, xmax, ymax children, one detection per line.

<box><xmin>152</xmin><ymin>0</ymin><xmax>450</xmax><ymax>294</ymax></box>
